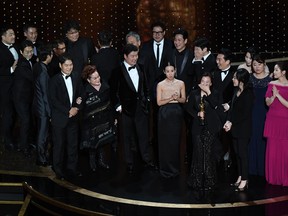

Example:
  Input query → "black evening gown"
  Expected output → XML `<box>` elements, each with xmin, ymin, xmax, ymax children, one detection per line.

<box><xmin>185</xmin><ymin>89</ymin><xmax>222</xmax><ymax>189</ymax></box>
<box><xmin>158</xmin><ymin>103</ymin><xmax>183</xmax><ymax>178</ymax></box>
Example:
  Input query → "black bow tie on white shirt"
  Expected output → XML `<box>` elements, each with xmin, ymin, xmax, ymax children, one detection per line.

<box><xmin>221</xmin><ymin>70</ymin><xmax>229</xmax><ymax>75</ymax></box>
<box><xmin>128</xmin><ymin>65</ymin><xmax>136</xmax><ymax>71</ymax></box>
<box><xmin>8</xmin><ymin>45</ymin><xmax>14</xmax><ymax>49</ymax></box>
<box><xmin>64</xmin><ymin>74</ymin><xmax>71</xmax><ymax>79</ymax></box>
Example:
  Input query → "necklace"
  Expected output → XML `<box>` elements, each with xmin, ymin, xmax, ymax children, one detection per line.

<box><xmin>166</xmin><ymin>79</ymin><xmax>175</xmax><ymax>85</ymax></box>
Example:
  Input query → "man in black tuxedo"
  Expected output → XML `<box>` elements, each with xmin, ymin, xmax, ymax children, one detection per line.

<box><xmin>212</xmin><ymin>48</ymin><xmax>236</xmax><ymax>170</ymax></box>
<box><xmin>47</xmin><ymin>39</ymin><xmax>66</xmax><ymax>77</ymax></box>
<box><xmin>64</xmin><ymin>20</ymin><xmax>96</xmax><ymax>77</ymax></box>
<box><xmin>141</xmin><ymin>21</ymin><xmax>174</xmax><ymax>163</ymax></box>
<box><xmin>49</xmin><ymin>53</ymin><xmax>83</xmax><ymax>179</ymax></box>
<box><xmin>172</xmin><ymin>28</ymin><xmax>194</xmax><ymax>95</ymax></box>
<box><xmin>33</xmin><ymin>45</ymin><xmax>53</xmax><ymax>166</ymax></box>
<box><xmin>192</xmin><ymin>37</ymin><xmax>217</xmax><ymax>90</ymax></box>
<box><xmin>23</xmin><ymin>23</ymin><xmax>43</xmax><ymax>65</ymax></box>
<box><xmin>0</xmin><ymin>25</ymin><xmax>18</xmax><ymax>149</ymax></box>
<box><xmin>141</xmin><ymin>21</ymin><xmax>174</xmax><ymax>99</ymax></box>
<box><xmin>12</xmin><ymin>40</ymin><xmax>34</xmax><ymax>156</ymax></box>
<box><xmin>111</xmin><ymin>44</ymin><xmax>154</xmax><ymax>173</ymax></box>
<box><xmin>90</xmin><ymin>30</ymin><xmax>121</xmax><ymax>86</ymax></box>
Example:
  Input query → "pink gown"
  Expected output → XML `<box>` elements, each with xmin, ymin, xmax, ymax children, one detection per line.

<box><xmin>264</xmin><ymin>83</ymin><xmax>288</xmax><ymax>186</ymax></box>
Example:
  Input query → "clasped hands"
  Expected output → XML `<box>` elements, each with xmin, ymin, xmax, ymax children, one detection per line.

<box><xmin>69</xmin><ymin>97</ymin><xmax>82</xmax><ymax>118</ymax></box>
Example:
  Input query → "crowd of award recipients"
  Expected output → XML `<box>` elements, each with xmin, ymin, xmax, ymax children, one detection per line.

<box><xmin>1</xmin><ymin>19</ymin><xmax>288</xmax><ymax>191</ymax></box>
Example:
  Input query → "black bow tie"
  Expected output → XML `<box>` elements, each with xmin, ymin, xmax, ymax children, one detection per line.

<box><xmin>8</xmin><ymin>45</ymin><xmax>14</xmax><ymax>49</ymax></box>
<box><xmin>64</xmin><ymin>74</ymin><xmax>71</xmax><ymax>79</ymax></box>
<box><xmin>221</xmin><ymin>70</ymin><xmax>228</xmax><ymax>75</ymax></box>
<box><xmin>128</xmin><ymin>65</ymin><xmax>136</xmax><ymax>71</ymax></box>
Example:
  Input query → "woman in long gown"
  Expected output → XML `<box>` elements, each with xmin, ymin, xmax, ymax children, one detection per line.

<box><xmin>157</xmin><ymin>63</ymin><xmax>186</xmax><ymax>178</ymax></box>
<box><xmin>79</xmin><ymin>65</ymin><xmax>115</xmax><ymax>171</ymax></box>
<box><xmin>185</xmin><ymin>72</ymin><xmax>222</xmax><ymax>190</ymax></box>
<box><xmin>248</xmin><ymin>54</ymin><xmax>272</xmax><ymax>176</ymax></box>
<box><xmin>264</xmin><ymin>61</ymin><xmax>288</xmax><ymax>186</ymax></box>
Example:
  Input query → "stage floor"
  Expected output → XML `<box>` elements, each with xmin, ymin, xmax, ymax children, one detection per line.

<box><xmin>1</xmin><ymin>145</ymin><xmax>288</xmax><ymax>216</ymax></box>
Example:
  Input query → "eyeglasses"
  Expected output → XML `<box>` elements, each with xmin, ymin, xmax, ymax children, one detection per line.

<box><xmin>89</xmin><ymin>76</ymin><xmax>100</xmax><ymax>80</ymax></box>
<box><xmin>152</xmin><ymin>31</ymin><xmax>164</xmax><ymax>35</ymax></box>
<box><xmin>57</xmin><ymin>47</ymin><xmax>66</xmax><ymax>50</ymax></box>
<box><xmin>67</xmin><ymin>31</ymin><xmax>79</xmax><ymax>35</ymax></box>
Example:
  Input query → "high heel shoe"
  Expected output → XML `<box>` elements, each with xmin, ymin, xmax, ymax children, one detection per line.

<box><xmin>230</xmin><ymin>182</ymin><xmax>240</xmax><ymax>187</ymax></box>
<box><xmin>230</xmin><ymin>176</ymin><xmax>241</xmax><ymax>187</ymax></box>
<box><xmin>235</xmin><ymin>181</ymin><xmax>248</xmax><ymax>192</ymax></box>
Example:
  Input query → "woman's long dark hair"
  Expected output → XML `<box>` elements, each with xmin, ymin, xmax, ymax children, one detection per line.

<box><xmin>235</xmin><ymin>68</ymin><xmax>252</xmax><ymax>91</ymax></box>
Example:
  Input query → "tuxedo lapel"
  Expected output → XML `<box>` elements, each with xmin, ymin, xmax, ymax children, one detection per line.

<box><xmin>58</xmin><ymin>74</ymin><xmax>71</xmax><ymax>106</ymax></box>
<box><xmin>121</xmin><ymin>64</ymin><xmax>137</xmax><ymax>92</ymax></box>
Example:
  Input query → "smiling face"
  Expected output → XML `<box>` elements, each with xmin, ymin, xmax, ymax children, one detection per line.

<box><xmin>152</xmin><ymin>26</ymin><xmax>165</xmax><ymax>43</ymax></box>
<box><xmin>24</xmin><ymin>27</ymin><xmax>38</xmax><ymax>43</ymax></box>
<box><xmin>200</xmin><ymin>76</ymin><xmax>212</xmax><ymax>87</ymax></box>
<box><xmin>1</xmin><ymin>29</ymin><xmax>16</xmax><ymax>45</ymax></box>
<box><xmin>21</xmin><ymin>46</ymin><xmax>34</xmax><ymax>60</ymax></box>
<box><xmin>174</xmin><ymin>34</ymin><xmax>187</xmax><ymax>52</ymax></box>
<box><xmin>216</xmin><ymin>54</ymin><xmax>230</xmax><ymax>70</ymax></box>
<box><xmin>124</xmin><ymin>51</ymin><xmax>138</xmax><ymax>66</ymax></box>
<box><xmin>60</xmin><ymin>59</ymin><xmax>73</xmax><ymax>75</ymax></box>
<box><xmin>88</xmin><ymin>71</ymin><xmax>101</xmax><ymax>87</ymax></box>
<box><xmin>66</xmin><ymin>28</ymin><xmax>80</xmax><ymax>42</ymax></box>
<box><xmin>273</xmin><ymin>64</ymin><xmax>286</xmax><ymax>79</ymax></box>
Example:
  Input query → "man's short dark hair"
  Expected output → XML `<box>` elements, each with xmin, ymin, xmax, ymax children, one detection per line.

<box><xmin>173</xmin><ymin>28</ymin><xmax>188</xmax><ymax>40</ymax></box>
<box><xmin>38</xmin><ymin>44</ymin><xmax>53</xmax><ymax>62</ymax></box>
<box><xmin>23</xmin><ymin>22</ymin><xmax>37</xmax><ymax>32</ymax></box>
<box><xmin>98</xmin><ymin>30</ymin><xmax>112</xmax><ymax>46</ymax></box>
<box><xmin>20</xmin><ymin>40</ymin><xmax>34</xmax><ymax>52</ymax></box>
<box><xmin>194</xmin><ymin>37</ymin><xmax>211</xmax><ymax>51</ymax></box>
<box><xmin>151</xmin><ymin>21</ymin><xmax>166</xmax><ymax>31</ymax></box>
<box><xmin>123</xmin><ymin>44</ymin><xmax>138</xmax><ymax>56</ymax></box>
<box><xmin>218</xmin><ymin>48</ymin><xmax>233</xmax><ymax>62</ymax></box>
<box><xmin>63</xmin><ymin>20</ymin><xmax>80</xmax><ymax>33</ymax></box>
<box><xmin>0</xmin><ymin>24</ymin><xmax>13</xmax><ymax>36</ymax></box>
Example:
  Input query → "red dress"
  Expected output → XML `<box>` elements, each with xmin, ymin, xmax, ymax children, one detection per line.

<box><xmin>264</xmin><ymin>83</ymin><xmax>288</xmax><ymax>186</ymax></box>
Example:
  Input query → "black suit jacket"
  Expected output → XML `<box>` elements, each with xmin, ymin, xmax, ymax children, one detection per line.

<box><xmin>90</xmin><ymin>47</ymin><xmax>121</xmax><ymax>85</ymax></box>
<box><xmin>185</xmin><ymin>88</ymin><xmax>223</xmax><ymax>134</ymax></box>
<box><xmin>141</xmin><ymin>39</ymin><xmax>174</xmax><ymax>97</ymax></box>
<box><xmin>49</xmin><ymin>72</ymin><xmax>82</xmax><ymax>128</ymax></box>
<box><xmin>12</xmin><ymin>57</ymin><xmax>34</xmax><ymax>103</ymax></box>
<box><xmin>212</xmin><ymin>67</ymin><xmax>236</xmax><ymax>123</ymax></box>
<box><xmin>33</xmin><ymin>62</ymin><xmax>51</xmax><ymax>117</ymax></box>
<box><xmin>111</xmin><ymin>63</ymin><xmax>149</xmax><ymax>117</ymax></box>
<box><xmin>0</xmin><ymin>42</ymin><xmax>16</xmax><ymax>78</ymax></box>
<box><xmin>172</xmin><ymin>48</ymin><xmax>194</xmax><ymax>94</ymax></box>
<box><xmin>192</xmin><ymin>53</ymin><xmax>217</xmax><ymax>88</ymax></box>
<box><xmin>65</xmin><ymin>37</ymin><xmax>96</xmax><ymax>74</ymax></box>
<box><xmin>47</xmin><ymin>54</ymin><xmax>61</xmax><ymax>77</ymax></box>
<box><xmin>227</xmin><ymin>88</ymin><xmax>254</xmax><ymax>138</ymax></box>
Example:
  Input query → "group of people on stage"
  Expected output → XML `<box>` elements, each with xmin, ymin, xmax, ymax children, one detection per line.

<box><xmin>1</xmin><ymin>19</ymin><xmax>288</xmax><ymax>189</ymax></box>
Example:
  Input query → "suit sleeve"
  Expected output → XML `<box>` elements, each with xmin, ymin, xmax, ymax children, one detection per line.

<box><xmin>39</xmin><ymin>71</ymin><xmax>51</xmax><ymax>117</ymax></box>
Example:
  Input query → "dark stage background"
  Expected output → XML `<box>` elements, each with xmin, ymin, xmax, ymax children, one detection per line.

<box><xmin>1</xmin><ymin>0</ymin><xmax>287</xmax><ymax>55</ymax></box>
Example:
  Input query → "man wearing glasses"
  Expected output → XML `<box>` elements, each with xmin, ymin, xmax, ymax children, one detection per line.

<box><xmin>141</xmin><ymin>21</ymin><xmax>174</xmax><ymax>166</ymax></box>
<box><xmin>48</xmin><ymin>39</ymin><xmax>66</xmax><ymax>77</ymax></box>
<box><xmin>63</xmin><ymin>20</ymin><xmax>96</xmax><ymax>78</ymax></box>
